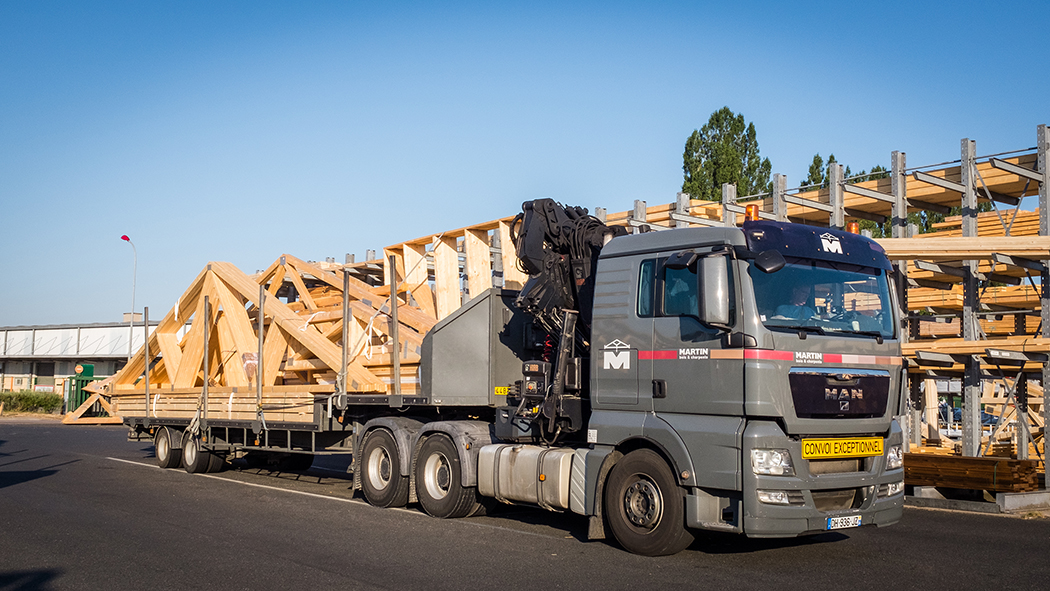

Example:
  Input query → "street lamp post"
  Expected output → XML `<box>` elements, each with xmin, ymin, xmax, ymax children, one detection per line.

<box><xmin>121</xmin><ymin>235</ymin><xmax>136</xmax><ymax>362</ymax></box>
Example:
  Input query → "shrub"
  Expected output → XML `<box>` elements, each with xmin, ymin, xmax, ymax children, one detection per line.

<box><xmin>0</xmin><ymin>391</ymin><xmax>64</xmax><ymax>413</ymax></box>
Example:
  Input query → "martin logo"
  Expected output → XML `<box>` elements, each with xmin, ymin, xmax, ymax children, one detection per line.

<box><xmin>603</xmin><ymin>339</ymin><xmax>631</xmax><ymax>370</ymax></box>
<box><xmin>820</xmin><ymin>232</ymin><xmax>843</xmax><ymax>254</ymax></box>
<box><xmin>795</xmin><ymin>351</ymin><xmax>823</xmax><ymax>364</ymax></box>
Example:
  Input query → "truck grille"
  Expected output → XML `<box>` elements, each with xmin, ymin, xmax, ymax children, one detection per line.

<box><xmin>811</xmin><ymin>488</ymin><xmax>859</xmax><ymax>512</ymax></box>
<box><xmin>789</xmin><ymin>368</ymin><xmax>890</xmax><ymax>418</ymax></box>
<box><xmin>808</xmin><ymin>459</ymin><xmax>860</xmax><ymax>475</ymax></box>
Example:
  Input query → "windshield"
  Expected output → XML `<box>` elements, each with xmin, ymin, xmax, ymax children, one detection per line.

<box><xmin>749</xmin><ymin>257</ymin><xmax>895</xmax><ymax>339</ymax></box>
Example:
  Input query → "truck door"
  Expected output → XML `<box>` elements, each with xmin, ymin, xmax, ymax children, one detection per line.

<box><xmin>591</xmin><ymin>255</ymin><xmax>653</xmax><ymax>411</ymax></box>
<box><xmin>650</xmin><ymin>253</ymin><xmax>744</xmax><ymax>417</ymax></box>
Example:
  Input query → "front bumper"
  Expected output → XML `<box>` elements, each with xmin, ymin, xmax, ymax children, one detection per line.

<box><xmin>740</xmin><ymin>420</ymin><xmax>904</xmax><ymax>538</ymax></box>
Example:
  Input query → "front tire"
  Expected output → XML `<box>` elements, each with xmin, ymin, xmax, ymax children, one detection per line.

<box><xmin>360</xmin><ymin>429</ymin><xmax>409</xmax><ymax>507</ymax></box>
<box><xmin>604</xmin><ymin>449</ymin><xmax>694</xmax><ymax>556</ymax></box>
<box><xmin>155</xmin><ymin>427</ymin><xmax>182</xmax><ymax>469</ymax></box>
<box><xmin>414</xmin><ymin>434</ymin><xmax>481</xmax><ymax>518</ymax></box>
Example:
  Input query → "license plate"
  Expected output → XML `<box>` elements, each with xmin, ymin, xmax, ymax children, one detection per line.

<box><xmin>802</xmin><ymin>437</ymin><xmax>883</xmax><ymax>459</ymax></box>
<box><xmin>827</xmin><ymin>515</ymin><xmax>862</xmax><ymax>530</ymax></box>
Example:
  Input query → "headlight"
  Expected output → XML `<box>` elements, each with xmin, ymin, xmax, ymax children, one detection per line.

<box><xmin>751</xmin><ymin>449</ymin><xmax>795</xmax><ymax>476</ymax></box>
<box><xmin>886</xmin><ymin>445</ymin><xmax>903</xmax><ymax>470</ymax></box>
<box><xmin>756</xmin><ymin>489</ymin><xmax>805</xmax><ymax>505</ymax></box>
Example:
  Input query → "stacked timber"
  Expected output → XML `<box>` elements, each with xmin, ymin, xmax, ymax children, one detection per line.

<box><xmin>903</xmin><ymin>453</ymin><xmax>1041</xmax><ymax>493</ymax></box>
<box><xmin>93</xmin><ymin>254</ymin><xmax>437</xmax><ymax>425</ymax></box>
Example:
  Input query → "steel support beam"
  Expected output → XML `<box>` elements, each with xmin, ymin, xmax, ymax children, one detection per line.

<box><xmin>772</xmin><ymin>174</ymin><xmax>787</xmax><ymax>222</ymax></box>
<box><xmin>1038</xmin><ymin>124</ymin><xmax>1050</xmax><ymax>480</ymax></box>
<box><xmin>960</xmin><ymin>138</ymin><xmax>981</xmax><ymax>457</ymax></box>
<box><xmin>721</xmin><ymin>183</ymin><xmax>737</xmax><ymax>227</ymax></box>
<box><xmin>829</xmin><ymin>163</ymin><xmax>844</xmax><ymax>229</ymax></box>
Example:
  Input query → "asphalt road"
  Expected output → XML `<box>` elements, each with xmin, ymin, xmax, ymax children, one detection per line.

<box><xmin>1</xmin><ymin>419</ymin><xmax>1048</xmax><ymax>591</ymax></box>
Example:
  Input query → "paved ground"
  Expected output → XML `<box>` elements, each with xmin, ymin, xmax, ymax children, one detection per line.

<box><xmin>1</xmin><ymin>418</ymin><xmax>1048</xmax><ymax>590</ymax></box>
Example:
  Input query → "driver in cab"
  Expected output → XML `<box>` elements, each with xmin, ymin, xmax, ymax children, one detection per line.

<box><xmin>775</xmin><ymin>284</ymin><xmax>817</xmax><ymax>320</ymax></box>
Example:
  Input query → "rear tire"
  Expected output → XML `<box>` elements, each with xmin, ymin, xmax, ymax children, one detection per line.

<box><xmin>604</xmin><ymin>449</ymin><xmax>694</xmax><ymax>556</ymax></box>
<box><xmin>182</xmin><ymin>432</ymin><xmax>225</xmax><ymax>474</ymax></box>
<box><xmin>182</xmin><ymin>432</ymin><xmax>209</xmax><ymax>474</ymax></box>
<box><xmin>414</xmin><ymin>434</ymin><xmax>481</xmax><ymax>518</ymax></box>
<box><xmin>155</xmin><ymin>428</ymin><xmax>182</xmax><ymax>469</ymax></box>
<box><xmin>360</xmin><ymin>429</ymin><xmax>409</xmax><ymax>508</ymax></box>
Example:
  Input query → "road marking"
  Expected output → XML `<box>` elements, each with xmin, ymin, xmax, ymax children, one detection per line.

<box><xmin>106</xmin><ymin>457</ymin><xmax>568</xmax><ymax>539</ymax></box>
<box><xmin>107</xmin><ymin>457</ymin><xmax>161</xmax><ymax>469</ymax></box>
<box><xmin>105</xmin><ymin>457</ymin><xmax>419</xmax><ymax>514</ymax></box>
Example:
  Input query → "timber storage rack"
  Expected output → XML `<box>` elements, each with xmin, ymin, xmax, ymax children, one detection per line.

<box><xmin>92</xmin><ymin>125</ymin><xmax>1048</xmax><ymax>493</ymax></box>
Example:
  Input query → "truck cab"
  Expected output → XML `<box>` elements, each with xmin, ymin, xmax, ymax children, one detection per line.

<box><xmin>587</xmin><ymin>220</ymin><xmax>904</xmax><ymax>551</ymax></box>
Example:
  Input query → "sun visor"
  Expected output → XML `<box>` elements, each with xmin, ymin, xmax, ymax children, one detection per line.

<box><xmin>742</xmin><ymin>221</ymin><xmax>892</xmax><ymax>271</ymax></box>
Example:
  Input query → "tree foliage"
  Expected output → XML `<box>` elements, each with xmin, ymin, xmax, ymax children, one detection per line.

<box><xmin>682</xmin><ymin>107</ymin><xmax>772</xmax><ymax>201</ymax></box>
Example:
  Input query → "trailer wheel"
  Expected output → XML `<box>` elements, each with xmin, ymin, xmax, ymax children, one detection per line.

<box><xmin>182</xmin><ymin>432</ymin><xmax>225</xmax><ymax>474</ymax></box>
<box><xmin>604</xmin><ymin>449</ymin><xmax>694</xmax><ymax>556</ymax></box>
<box><xmin>154</xmin><ymin>428</ymin><xmax>181</xmax><ymax>469</ymax></box>
<box><xmin>414</xmin><ymin>434</ymin><xmax>481</xmax><ymax>519</ymax></box>
<box><xmin>361</xmin><ymin>429</ymin><xmax>409</xmax><ymax>507</ymax></box>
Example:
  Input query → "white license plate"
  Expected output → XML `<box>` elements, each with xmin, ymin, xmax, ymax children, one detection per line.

<box><xmin>826</xmin><ymin>515</ymin><xmax>862</xmax><ymax>530</ymax></box>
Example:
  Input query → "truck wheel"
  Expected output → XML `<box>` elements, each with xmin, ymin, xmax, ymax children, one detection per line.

<box><xmin>182</xmin><ymin>432</ymin><xmax>210</xmax><ymax>474</ymax></box>
<box><xmin>604</xmin><ymin>449</ymin><xmax>694</xmax><ymax>556</ymax></box>
<box><xmin>361</xmin><ymin>429</ymin><xmax>409</xmax><ymax>507</ymax></box>
<box><xmin>155</xmin><ymin>428</ymin><xmax>182</xmax><ymax>469</ymax></box>
<box><xmin>206</xmin><ymin>450</ymin><xmax>226</xmax><ymax>473</ymax></box>
<box><xmin>182</xmin><ymin>432</ymin><xmax>224</xmax><ymax>474</ymax></box>
<box><xmin>414</xmin><ymin>434</ymin><xmax>481</xmax><ymax>518</ymax></box>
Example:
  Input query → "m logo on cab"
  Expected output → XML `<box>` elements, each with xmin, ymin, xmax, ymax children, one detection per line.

<box><xmin>820</xmin><ymin>232</ymin><xmax>843</xmax><ymax>254</ymax></box>
<box><xmin>603</xmin><ymin>340</ymin><xmax>631</xmax><ymax>370</ymax></box>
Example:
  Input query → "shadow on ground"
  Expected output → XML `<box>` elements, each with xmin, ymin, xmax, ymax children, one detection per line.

<box><xmin>0</xmin><ymin>568</ymin><xmax>63</xmax><ymax>590</ymax></box>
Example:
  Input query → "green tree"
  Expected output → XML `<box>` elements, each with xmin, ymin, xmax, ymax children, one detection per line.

<box><xmin>682</xmin><ymin>107</ymin><xmax>772</xmax><ymax>200</ymax></box>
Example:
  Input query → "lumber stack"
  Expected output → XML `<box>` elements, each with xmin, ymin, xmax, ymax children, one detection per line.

<box><xmin>95</xmin><ymin>254</ymin><xmax>437</xmax><ymax>424</ymax></box>
<box><xmin>903</xmin><ymin>453</ymin><xmax>1041</xmax><ymax>492</ymax></box>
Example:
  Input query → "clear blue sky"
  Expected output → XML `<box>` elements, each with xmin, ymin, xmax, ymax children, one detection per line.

<box><xmin>2</xmin><ymin>1</ymin><xmax>1047</xmax><ymax>326</ymax></box>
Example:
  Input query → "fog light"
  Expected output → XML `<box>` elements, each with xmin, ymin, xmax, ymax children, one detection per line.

<box><xmin>751</xmin><ymin>449</ymin><xmax>795</xmax><ymax>476</ymax></box>
<box><xmin>757</xmin><ymin>490</ymin><xmax>791</xmax><ymax>505</ymax></box>
<box><xmin>887</xmin><ymin>481</ymin><xmax>904</xmax><ymax>496</ymax></box>
<box><xmin>886</xmin><ymin>445</ymin><xmax>903</xmax><ymax>470</ymax></box>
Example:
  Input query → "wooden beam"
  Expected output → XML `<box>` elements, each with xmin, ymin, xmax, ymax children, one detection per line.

<box><xmin>498</xmin><ymin>220</ymin><xmax>528</xmax><ymax>290</ymax></box>
<box><xmin>433</xmin><ymin>236</ymin><xmax>460</xmax><ymax>319</ymax></box>
<box><xmin>210</xmin><ymin>262</ymin><xmax>385</xmax><ymax>392</ymax></box>
<box><xmin>464</xmin><ymin>229</ymin><xmax>491</xmax><ymax>300</ymax></box>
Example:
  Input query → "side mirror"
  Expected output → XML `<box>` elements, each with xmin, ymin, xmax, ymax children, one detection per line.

<box><xmin>755</xmin><ymin>249</ymin><xmax>786</xmax><ymax>273</ymax></box>
<box><xmin>698</xmin><ymin>255</ymin><xmax>730</xmax><ymax>327</ymax></box>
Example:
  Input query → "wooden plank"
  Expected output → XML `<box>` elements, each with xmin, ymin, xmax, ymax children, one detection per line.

<box><xmin>285</xmin><ymin>261</ymin><xmax>318</xmax><ymax>310</ymax></box>
<box><xmin>464</xmin><ymin>229</ymin><xmax>491</xmax><ymax>300</ymax></box>
<box><xmin>877</xmin><ymin>236</ymin><xmax>1050</xmax><ymax>261</ymax></box>
<box><xmin>172</xmin><ymin>272</ymin><xmax>216</xmax><ymax>388</ymax></box>
<box><xmin>267</xmin><ymin>264</ymin><xmax>287</xmax><ymax>296</ymax></box>
<box><xmin>214</xmin><ymin>312</ymin><xmax>249</xmax><ymax>387</ymax></box>
<box><xmin>498</xmin><ymin>220</ymin><xmax>528</xmax><ymax>290</ymax></box>
<box><xmin>433</xmin><ymin>236</ymin><xmax>460</xmax><ymax>319</ymax></box>
<box><xmin>403</xmin><ymin>242</ymin><xmax>437</xmax><ymax>318</ymax></box>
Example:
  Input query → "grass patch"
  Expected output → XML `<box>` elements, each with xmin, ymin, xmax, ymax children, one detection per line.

<box><xmin>0</xmin><ymin>391</ymin><xmax>63</xmax><ymax>413</ymax></box>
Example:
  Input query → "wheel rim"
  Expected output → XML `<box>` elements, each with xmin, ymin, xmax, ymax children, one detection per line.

<box><xmin>184</xmin><ymin>436</ymin><xmax>197</xmax><ymax>466</ymax></box>
<box><xmin>156</xmin><ymin>432</ymin><xmax>169</xmax><ymax>462</ymax></box>
<box><xmin>623</xmin><ymin>477</ymin><xmax>663</xmax><ymax>529</ymax></box>
<box><xmin>367</xmin><ymin>446</ymin><xmax>392</xmax><ymax>491</ymax></box>
<box><xmin>422</xmin><ymin>451</ymin><xmax>452</xmax><ymax>500</ymax></box>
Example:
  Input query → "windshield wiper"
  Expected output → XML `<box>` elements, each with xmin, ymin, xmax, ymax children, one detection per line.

<box><xmin>845</xmin><ymin>329</ymin><xmax>885</xmax><ymax>344</ymax></box>
<box><xmin>767</xmin><ymin>324</ymin><xmax>827</xmax><ymax>339</ymax></box>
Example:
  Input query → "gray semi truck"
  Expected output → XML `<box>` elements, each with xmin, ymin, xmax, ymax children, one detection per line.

<box><xmin>129</xmin><ymin>199</ymin><xmax>905</xmax><ymax>556</ymax></box>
